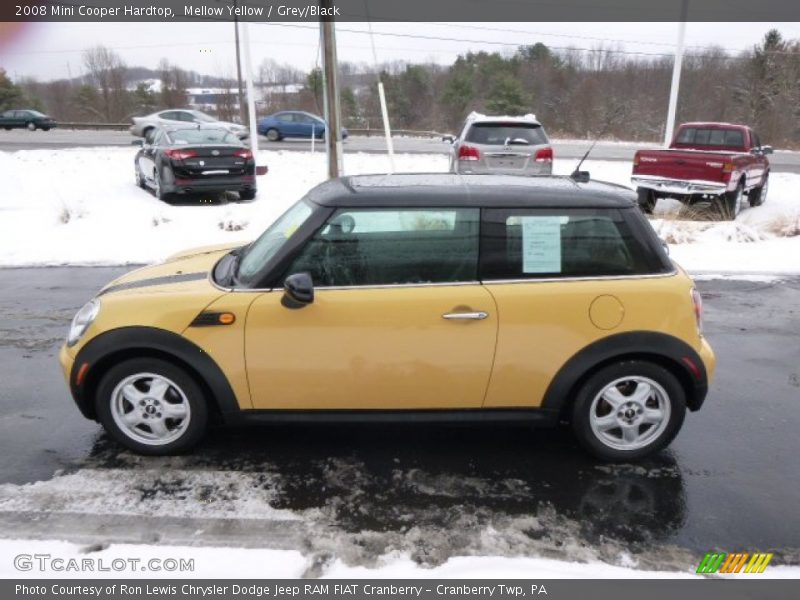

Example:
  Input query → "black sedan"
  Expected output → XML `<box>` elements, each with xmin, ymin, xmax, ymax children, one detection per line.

<box><xmin>0</xmin><ymin>109</ymin><xmax>57</xmax><ymax>131</ymax></box>
<box><xmin>134</xmin><ymin>125</ymin><xmax>260</xmax><ymax>201</ymax></box>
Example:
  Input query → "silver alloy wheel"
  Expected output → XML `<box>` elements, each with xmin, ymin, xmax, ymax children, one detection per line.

<box><xmin>110</xmin><ymin>372</ymin><xmax>191</xmax><ymax>446</ymax></box>
<box><xmin>588</xmin><ymin>376</ymin><xmax>671</xmax><ymax>451</ymax></box>
<box><xmin>27</xmin><ymin>122</ymin><xmax>36</xmax><ymax>131</ymax></box>
<box><xmin>267</xmin><ymin>128</ymin><xmax>279</xmax><ymax>141</ymax></box>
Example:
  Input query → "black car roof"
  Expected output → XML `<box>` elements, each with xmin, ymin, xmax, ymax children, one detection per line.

<box><xmin>306</xmin><ymin>173</ymin><xmax>637</xmax><ymax>209</ymax></box>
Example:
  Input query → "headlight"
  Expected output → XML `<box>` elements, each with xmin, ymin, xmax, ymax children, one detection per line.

<box><xmin>67</xmin><ymin>299</ymin><xmax>100</xmax><ymax>347</ymax></box>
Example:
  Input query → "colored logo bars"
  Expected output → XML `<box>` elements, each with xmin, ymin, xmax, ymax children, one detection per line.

<box><xmin>697</xmin><ymin>552</ymin><xmax>774</xmax><ymax>574</ymax></box>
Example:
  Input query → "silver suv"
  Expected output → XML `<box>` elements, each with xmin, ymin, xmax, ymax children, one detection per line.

<box><xmin>448</xmin><ymin>112</ymin><xmax>553</xmax><ymax>176</ymax></box>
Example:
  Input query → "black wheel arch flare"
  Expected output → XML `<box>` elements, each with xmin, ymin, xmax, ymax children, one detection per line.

<box><xmin>69</xmin><ymin>326</ymin><xmax>240</xmax><ymax>421</ymax></box>
<box><xmin>541</xmin><ymin>331</ymin><xmax>709</xmax><ymax>418</ymax></box>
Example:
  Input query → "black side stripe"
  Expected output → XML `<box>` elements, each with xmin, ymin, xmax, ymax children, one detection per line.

<box><xmin>98</xmin><ymin>272</ymin><xmax>208</xmax><ymax>296</ymax></box>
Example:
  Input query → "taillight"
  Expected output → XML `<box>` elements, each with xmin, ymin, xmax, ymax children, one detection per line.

<box><xmin>234</xmin><ymin>149</ymin><xmax>253</xmax><ymax>159</ymax></box>
<box><xmin>458</xmin><ymin>145</ymin><xmax>480</xmax><ymax>161</ymax></box>
<box><xmin>165</xmin><ymin>149</ymin><xmax>198</xmax><ymax>160</ymax></box>
<box><xmin>633</xmin><ymin>152</ymin><xmax>640</xmax><ymax>167</ymax></box>
<box><xmin>691</xmin><ymin>287</ymin><xmax>703</xmax><ymax>334</ymax></box>
<box><xmin>534</xmin><ymin>147</ymin><xmax>553</xmax><ymax>162</ymax></box>
<box><xmin>722</xmin><ymin>161</ymin><xmax>734</xmax><ymax>173</ymax></box>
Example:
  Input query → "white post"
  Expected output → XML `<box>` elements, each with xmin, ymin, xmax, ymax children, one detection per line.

<box><xmin>311</xmin><ymin>122</ymin><xmax>315</xmax><ymax>154</ymax></box>
<box><xmin>241</xmin><ymin>22</ymin><xmax>260</xmax><ymax>163</ymax></box>
<box><xmin>378</xmin><ymin>81</ymin><xmax>395</xmax><ymax>173</ymax></box>
<box><xmin>664</xmin><ymin>0</ymin><xmax>689</xmax><ymax>146</ymax></box>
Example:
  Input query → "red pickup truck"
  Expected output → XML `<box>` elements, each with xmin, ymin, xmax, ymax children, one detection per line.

<box><xmin>631</xmin><ymin>122</ymin><xmax>772</xmax><ymax>219</ymax></box>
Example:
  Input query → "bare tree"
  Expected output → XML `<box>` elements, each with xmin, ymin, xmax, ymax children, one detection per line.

<box><xmin>82</xmin><ymin>45</ymin><xmax>129</xmax><ymax>121</ymax></box>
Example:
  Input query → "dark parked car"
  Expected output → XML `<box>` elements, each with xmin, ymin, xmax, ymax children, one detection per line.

<box><xmin>257</xmin><ymin>111</ymin><xmax>348</xmax><ymax>141</ymax></box>
<box><xmin>133</xmin><ymin>125</ymin><xmax>259</xmax><ymax>201</ymax></box>
<box><xmin>0</xmin><ymin>109</ymin><xmax>57</xmax><ymax>131</ymax></box>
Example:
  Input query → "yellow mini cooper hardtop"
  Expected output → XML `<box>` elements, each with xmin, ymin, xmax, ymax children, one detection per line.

<box><xmin>60</xmin><ymin>174</ymin><xmax>715</xmax><ymax>460</ymax></box>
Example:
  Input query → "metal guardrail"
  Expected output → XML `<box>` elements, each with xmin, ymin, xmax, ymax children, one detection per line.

<box><xmin>56</xmin><ymin>122</ymin><xmax>447</xmax><ymax>138</ymax></box>
<box><xmin>59</xmin><ymin>122</ymin><xmax>130</xmax><ymax>130</ymax></box>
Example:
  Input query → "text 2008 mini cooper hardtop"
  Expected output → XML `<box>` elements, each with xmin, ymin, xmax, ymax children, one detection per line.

<box><xmin>60</xmin><ymin>174</ymin><xmax>715</xmax><ymax>460</ymax></box>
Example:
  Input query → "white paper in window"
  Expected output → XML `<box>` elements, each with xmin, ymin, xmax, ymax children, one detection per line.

<box><xmin>521</xmin><ymin>216</ymin><xmax>562</xmax><ymax>273</ymax></box>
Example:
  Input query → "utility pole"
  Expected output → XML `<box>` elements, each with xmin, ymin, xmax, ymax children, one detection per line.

<box><xmin>664</xmin><ymin>0</ymin><xmax>689</xmax><ymax>146</ymax></box>
<box><xmin>233</xmin><ymin>0</ymin><xmax>247</xmax><ymax>125</ymax></box>
<box><xmin>320</xmin><ymin>0</ymin><xmax>343</xmax><ymax>179</ymax></box>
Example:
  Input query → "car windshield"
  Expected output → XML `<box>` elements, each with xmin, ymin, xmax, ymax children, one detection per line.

<box><xmin>169</xmin><ymin>129</ymin><xmax>237</xmax><ymax>144</ymax></box>
<box><xmin>465</xmin><ymin>122</ymin><xmax>547</xmax><ymax>146</ymax></box>
<box><xmin>190</xmin><ymin>111</ymin><xmax>217</xmax><ymax>123</ymax></box>
<box><xmin>236</xmin><ymin>200</ymin><xmax>314</xmax><ymax>285</ymax></box>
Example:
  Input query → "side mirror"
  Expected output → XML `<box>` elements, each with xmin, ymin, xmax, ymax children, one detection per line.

<box><xmin>761</xmin><ymin>145</ymin><xmax>774</xmax><ymax>155</ymax></box>
<box><xmin>282</xmin><ymin>272</ymin><xmax>314</xmax><ymax>309</ymax></box>
<box><xmin>131</xmin><ymin>139</ymin><xmax>144</xmax><ymax>147</ymax></box>
<box><xmin>570</xmin><ymin>170</ymin><xmax>591</xmax><ymax>183</ymax></box>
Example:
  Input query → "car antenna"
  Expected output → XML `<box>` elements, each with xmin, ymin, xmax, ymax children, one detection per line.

<box><xmin>570</xmin><ymin>106</ymin><xmax>625</xmax><ymax>183</ymax></box>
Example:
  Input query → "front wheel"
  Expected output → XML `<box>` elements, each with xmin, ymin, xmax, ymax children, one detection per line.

<box><xmin>95</xmin><ymin>358</ymin><xmax>208</xmax><ymax>455</ymax></box>
<box><xmin>571</xmin><ymin>360</ymin><xmax>686</xmax><ymax>461</ymax></box>
<box><xmin>26</xmin><ymin>122</ymin><xmax>36</xmax><ymax>131</ymax></box>
<box><xmin>266</xmin><ymin>128</ymin><xmax>281</xmax><ymax>142</ymax></box>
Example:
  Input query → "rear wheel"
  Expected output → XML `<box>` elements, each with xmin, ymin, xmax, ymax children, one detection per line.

<box><xmin>134</xmin><ymin>163</ymin><xmax>145</xmax><ymax>188</ymax></box>
<box><xmin>749</xmin><ymin>174</ymin><xmax>769</xmax><ymax>207</ymax></box>
<box><xmin>239</xmin><ymin>189</ymin><xmax>257</xmax><ymax>201</ymax></box>
<box><xmin>26</xmin><ymin>122</ymin><xmax>36</xmax><ymax>131</ymax></box>
<box><xmin>571</xmin><ymin>360</ymin><xmax>686</xmax><ymax>461</ymax></box>
<box><xmin>95</xmin><ymin>358</ymin><xmax>208</xmax><ymax>455</ymax></box>
<box><xmin>636</xmin><ymin>188</ymin><xmax>656</xmax><ymax>214</ymax></box>
<box><xmin>153</xmin><ymin>167</ymin><xmax>170</xmax><ymax>201</ymax></box>
<box><xmin>266</xmin><ymin>128</ymin><xmax>281</xmax><ymax>142</ymax></box>
<box><xmin>716</xmin><ymin>182</ymin><xmax>744</xmax><ymax>220</ymax></box>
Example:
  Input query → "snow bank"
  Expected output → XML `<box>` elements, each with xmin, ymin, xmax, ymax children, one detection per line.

<box><xmin>0</xmin><ymin>148</ymin><xmax>798</xmax><ymax>273</ymax></box>
<box><xmin>1</xmin><ymin>538</ymin><xmax>798</xmax><ymax>579</ymax></box>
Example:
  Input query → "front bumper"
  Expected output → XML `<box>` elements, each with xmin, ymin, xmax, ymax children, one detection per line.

<box><xmin>59</xmin><ymin>344</ymin><xmax>94</xmax><ymax>419</ymax></box>
<box><xmin>632</xmin><ymin>175</ymin><xmax>728</xmax><ymax>196</ymax></box>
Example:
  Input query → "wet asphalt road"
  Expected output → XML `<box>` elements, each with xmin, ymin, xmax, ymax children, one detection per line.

<box><xmin>0</xmin><ymin>267</ymin><xmax>798</xmax><ymax>569</ymax></box>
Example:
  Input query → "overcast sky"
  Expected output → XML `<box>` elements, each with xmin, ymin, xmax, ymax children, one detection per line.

<box><xmin>2</xmin><ymin>21</ymin><xmax>799</xmax><ymax>82</ymax></box>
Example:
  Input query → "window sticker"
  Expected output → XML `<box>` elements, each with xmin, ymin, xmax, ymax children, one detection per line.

<box><xmin>520</xmin><ymin>216</ymin><xmax>562</xmax><ymax>273</ymax></box>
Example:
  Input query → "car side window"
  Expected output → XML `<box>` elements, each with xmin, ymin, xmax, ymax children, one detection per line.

<box><xmin>276</xmin><ymin>113</ymin><xmax>292</xmax><ymax>123</ymax></box>
<box><xmin>160</xmin><ymin>111</ymin><xmax>179</xmax><ymax>121</ymax></box>
<box><xmin>284</xmin><ymin>208</ymin><xmax>480</xmax><ymax>287</ymax></box>
<box><xmin>177</xmin><ymin>111</ymin><xmax>195</xmax><ymax>122</ymax></box>
<box><xmin>481</xmin><ymin>208</ymin><xmax>661</xmax><ymax>280</ymax></box>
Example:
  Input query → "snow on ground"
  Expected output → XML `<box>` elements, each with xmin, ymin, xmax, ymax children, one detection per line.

<box><xmin>2</xmin><ymin>538</ymin><xmax>799</xmax><ymax>579</ymax></box>
<box><xmin>0</xmin><ymin>147</ymin><xmax>798</xmax><ymax>272</ymax></box>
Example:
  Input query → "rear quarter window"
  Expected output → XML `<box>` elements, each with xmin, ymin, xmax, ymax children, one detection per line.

<box><xmin>481</xmin><ymin>208</ymin><xmax>670</xmax><ymax>280</ymax></box>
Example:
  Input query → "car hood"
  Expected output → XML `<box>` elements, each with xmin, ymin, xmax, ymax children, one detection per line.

<box><xmin>98</xmin><ymin>243</ymin><xmax>244</xmax><ymax>296</ymax></box>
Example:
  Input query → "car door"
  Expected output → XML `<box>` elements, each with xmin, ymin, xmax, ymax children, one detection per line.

<box><xmin>277</xmin><ymin>113</ymin><xmax>299</xmax><ymax>137</ymax></box>
<box><xmin>749</xmin><ymin>129</ymin><xmax>769</xmax><ymax>187</ymax></box>
<box><xmin>244</xmin><ymin>206</ymin><xmax>498</xmax><ymax>410</ymax></box>
<box><xmin>480</xmin><ymin>207</ymin><xmax>671</xmax><ymax>409</ymax></box>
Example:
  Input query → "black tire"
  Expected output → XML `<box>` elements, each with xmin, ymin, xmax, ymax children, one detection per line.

<box><xmin>749</xmin><ymin>174</ymin><xmax>768</xmax><ymax>207</ymax></box>
<box><xmin>153</xmin><ymin>167</ymin><xmax>170</xmax><ymax>201</ymax></box>
<box><xmin>266</xmin><ymin>128</ymin><xmax>281</xmax><ymax>142</ymax></box>
<box><xmin>26</xmin><ymin>121</ymin><xmax>36</xmax><ymax>131</ymax></box>
<box><xmin>41</xmin><ymin>126</ymin><xmax>50</xmax><ymax>132</ymax></box>
<box><xmin>3</xmin><ymin>126</ymin><xmax>10</xmax><ymax>131</ymax></box>
<box><xmin>571</xmin><ymin>360</ymin><xmax>687</xmax><ymax>462</ymax></box>
<box><xmin>135</xmin><ymin>162</ymin><xmax>146</xmax><ymax>189</ymax></box>
<box><xmin>95</xmin><ymin>357</ymin><xmax>209</xmax><ymax>455</ymax></box>
<box><xmin>715</xmin><ymin>182</ymin><xmax>744</xmax><ymax>220</ymax></box>
<box><xmin>636</xmin><ymin>188</ymin><xmax>656</xmax><ymax>214</ymax></box>
<box><xmin>239</xmin><ymin>189</ymin><xmax>257</xmax><ymax>201</ymax></box>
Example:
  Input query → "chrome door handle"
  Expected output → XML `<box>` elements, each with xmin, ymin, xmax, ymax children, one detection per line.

<box><xmin>442</xmin><ymin>311</ymin><xmax>489</xmax><ymax>320</ymax></box>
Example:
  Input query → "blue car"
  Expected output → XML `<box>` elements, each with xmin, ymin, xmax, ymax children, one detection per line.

<box><xmin>257</xmin><ymin>111</ymin><xmax>348</xmax><ymax>142</ymax></box>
